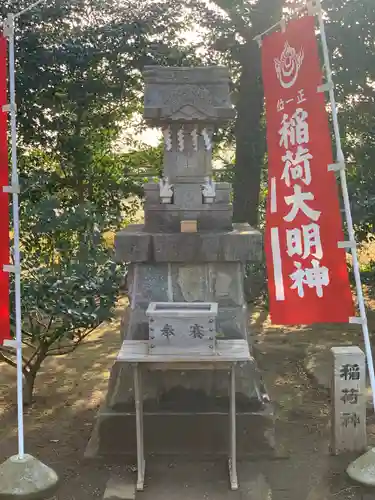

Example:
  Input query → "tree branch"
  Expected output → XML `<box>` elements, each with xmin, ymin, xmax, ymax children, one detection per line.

<box><xmin>45</xmin><ymin>326</ymin><xmax>98</xmax><ymax>356</ymax></box>
<box><xmin>0</xmin><ymin>350</ymin><xmax>17</xmax><ymax>369</ymax></box>
<box><xmin>0</xmin><ymin>347</ymin><xmax>30</xmax><ymax>366</ymax></box>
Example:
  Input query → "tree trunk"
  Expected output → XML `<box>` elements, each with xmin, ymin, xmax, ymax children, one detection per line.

<box><xmin>232</xmin><ymin>0</ymin><xmax>285</xmax><ymax>227</ymax></box>
<box><xmin>23</xmin><ymin>370</ymin><xmax>37</xmax><ymax>406</ymax></box>
<box><xmin>232</xmin><ymin>41</ymin><xmax>265</xmax><ymax>227</ymax></box>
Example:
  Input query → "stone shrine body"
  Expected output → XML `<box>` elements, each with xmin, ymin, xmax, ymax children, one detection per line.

<box><xmin>89</xmin><ymin>66</ymin><xmax>275</xmax><ymax>461</ymax></box>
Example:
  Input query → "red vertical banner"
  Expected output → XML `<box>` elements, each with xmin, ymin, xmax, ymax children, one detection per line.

<box><xmin>0</xmin><ymin>33</ymin><xmax>10</xmax><ymax>344</ymax></box>
<box><xmin>262</xmin><ymin>16</ymin><xmax>354</xmax><ymax>325</ymax></box>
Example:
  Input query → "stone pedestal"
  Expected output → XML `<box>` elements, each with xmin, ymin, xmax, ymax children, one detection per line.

<box><xmin>88</xmin><ymin>66</ymin><xmax>275</xmax><ymax>459</ymax></box>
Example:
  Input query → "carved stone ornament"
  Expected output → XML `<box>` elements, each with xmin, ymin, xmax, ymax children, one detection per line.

<box><xmin>201</xmin><ymin>176</ymin><xmax>216</xmax><ymax>204</ymax></box>
<box><xmin>143</xmin><ymin>66</ymin><xmax>235</xmax><ymax>126</ymax></box>
<box><xmin>159</xmin><ymin>177</ymin><xmax>173</xmax><ymax>204</ymax></box>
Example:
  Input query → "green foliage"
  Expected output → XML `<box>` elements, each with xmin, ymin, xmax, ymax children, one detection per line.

<box><xmin>358</xmin><ymin>260</ymin><xmax>375</xmax><ymax>299</ymax></box>
<box><xmin>0</xmin><ymin>150</ymin><xmax>126</xmax><ymax>403</ymax></box>
<box><xmin>0</xmin><ymin>0</ymin><xmax>189</xmax><ymax>401</ymax></box>
<box><xmin>324</xmin><ymin>0</ymin><xmax>375</xmax><ymax>242</ymax></box>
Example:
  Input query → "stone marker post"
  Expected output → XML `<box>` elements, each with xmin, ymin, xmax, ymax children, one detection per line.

<box><xmin>331</xmin><ymin>346</ymin><xmax>367</xmax><ymax>455</ymax></box>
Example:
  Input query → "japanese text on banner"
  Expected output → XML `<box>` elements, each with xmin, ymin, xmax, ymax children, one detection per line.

<box><xmin>261</xmin><ymin>15</ymin><xmax>354</xmax><ymax>325</ymax></box>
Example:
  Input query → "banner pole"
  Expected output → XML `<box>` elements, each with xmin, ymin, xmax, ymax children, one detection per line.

<box><xmin>0</xmin><ymin>3</ymin><xmax>59</xmax><ymax>497</ymax></box>
<box><xmin>5</xmin><ymin>12</ymin><xmax>25</xmax><ymax>460</ymax></box>
<box><xmin>315</xmin><ymin>0</ymin><xmax>375</xmax><ymax>411</ymax></box>
<box><xmin>253</xmin><ymin>3</ymin><xmax>309</xmax><ymax>43</ymax></box>
<box><xmin>2</xmin><ymin>0</ymin><xmax>48</xmax><ymax>462</ymax></box>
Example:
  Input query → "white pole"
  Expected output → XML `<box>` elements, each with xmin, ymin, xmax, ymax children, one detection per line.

<box><xmin>252</xmin><ymin>2</ymin><xmax>308</xmax><ymax>42</ymax></box>
<box><xmin>316</xmin><ymin>0</ymin><xmax>375</xmax><ymax>411</ymax></box>
<box><xmin>14</xmin><ymin>0</ymin><xmax>45</xmax><ymax>18</ymax></box>
<box><xmin>1</xmin><ymin>0</ymin><xmax>48</xmax><ymax>464</ymax></box>
<box><xmin>5</xmin><ymin>12</ymin><xmax>25</xmax><ymax>459</ymax></box>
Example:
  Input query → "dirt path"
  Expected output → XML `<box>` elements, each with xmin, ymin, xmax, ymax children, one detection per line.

<box><xmin>1</xmin><ymin>302</ymin><xmax>375</xmax><ymax>499</ymax></box>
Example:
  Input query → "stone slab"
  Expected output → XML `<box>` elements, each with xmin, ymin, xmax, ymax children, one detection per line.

<box><xmin>123</xmin><ymin>307</ymin><xmax>149</xmax><ymax>340</ymax></box>
<box><xmin>103</xmin><ymin>477</ymin><xmax>135</xmax><ymax>500</ymax></box>
<box><xmin>89</xmin><ymin>406</ymin><xmax>276</xmax><ymax>459</ymax></box>
<box><xmin>104</xmin><ymin>355</ymin><xmax>267</xmax><ymax>409</ymax></box>
<box><xmin>128</xmin><ymin>264</ymin><xmax>170</xmax><ymax>306</ymax></box>
<box><xmin>171</xmin><ymin>264</ymin><xmax>210</xmax><ymax>302</ymax></box>
<box><xmin>115</xmin><ymin>226</ymin><xmax>262</xmax><ymax>263</ymax></box>
<box><xmin>115</xmin><ymin>225</ymin><xmax>151</xmax><ymax>263</ymax></box>
<box><xmin>210</xmin><ymin>263</ymin><xmax>244</xmax><ymax>307</ymax></box>
<box><xmin>144</xmin><ymin>205</ymin><xmax>233</xmax><ymax>232</ymax></box>
<box><xmin>173</xmin><ymin>183</ymin><xmax>203</xmax><ymax>208</ymax></box>
<box><xmin>128</xmin><ymin>263</ymin><xmax>245</xmax><ymax>308</ymax></box>
<box><xmin>217</xmin><ymin>306</ymin><xmax>248</xmax><ymax>339</ymax></box>
<box><xmin>153</xmin><ymin>231</ymin><xmax>262</xmax><ymax>263</ymax></box>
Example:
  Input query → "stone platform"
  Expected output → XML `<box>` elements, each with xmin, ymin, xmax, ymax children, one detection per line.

<box><xmin>115</xmin><ymin>224</ymin><xmax>262</xmax><ymax>263</ymax></box>
<box><xmin>87</xmin><ymin>403</ymin><xmax>277</xmax><ymax>461</ymax></box>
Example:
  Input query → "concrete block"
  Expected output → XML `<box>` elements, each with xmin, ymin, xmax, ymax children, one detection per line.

<box><xmin>216</xmin><ymin>306</ymin><xmax>247</xmax><ymax>340</ymax></box>
<box><xmin>115</xmin><ymin>229</ymin><xmax>262</xmax><ymax>264</ymax></box>
<box><xmin>152</xmin><ymin>230</ymin><xmax>262</xmax><ymax>263</ymax></box>
<box><xmin>143</xmin><ymin>182</ymin><xmax>160</xmax><ymax>203</ymax></box>
<box><xmin>115</xmin><ymin>225</ymin><xmax>150</xmax><ymax>263</ymax></box>
<box><xmin>105</xmin><ymin>356</ymin><xmax>266</xmax><ymax>412</ymax></box>
<box><xmin>214</xmin><ymin>182</ymin><xmax>232</xmax><ymax>204</ymax></box>
<box><xmin>173</xmin><ymin>183</ymin><xmax>202</xmax><ymax>208</ymax></box>
<box><xmin>0</xmin><ymin>454</ymin><xmax>59</xmax><ymax>500</ymax></box>
<box><xmin>103</xmin><ymin>477</ymin><xmax>135</xmax><ymax>500</ymax></box>
<box><xmin>198</xmin><ymin>209</ymin><xmax>233</xmax><ymax>231</ymax></box>
<box><xmin>210</xmin><ymin>263</ymin><xmax>244</xmax><ymax>306</ymax></box>
<box><xmin>90</xmin><ymin>404</ymin><xmax>276</xmax><ymax>459</ymax></box>
<box><xmin>171</xmin><ymin>264</ymin><xmax>210</xmax><ymax>302</ymax></box>
<box><xmin>123</xmin><ymin>307</ymin><xmax>149</xmax><ymax>340</ymax></box>
<box><xmin>330</xmin><ymin>346</ymin><xmax>367</xmax><ymax>455</ymax></box>
<box><xmin>144</xmin><ymin>205</ymin><xmax>233</xmax><ymax>232</ymax></box>
<box><xmin>129</xmin><ymin>263</ymin><xmax>169</xmax><ymax>307</ymax></box>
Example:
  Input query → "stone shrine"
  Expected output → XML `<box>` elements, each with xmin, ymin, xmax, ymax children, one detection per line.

<box><xmin>88</xmin><ymin>66</ymin><xmax>275</xmax><ymax>463</ymax></box>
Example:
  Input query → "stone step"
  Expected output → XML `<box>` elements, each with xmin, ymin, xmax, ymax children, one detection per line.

<box><xmin>86</xmin><ymin>403</ymin><xmax>288</xmax><ymax>461</ymax></box>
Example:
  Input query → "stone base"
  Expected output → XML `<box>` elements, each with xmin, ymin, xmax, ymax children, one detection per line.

<box><xmin>105</xmin><ymin>360</ymin><xmax>267</xmax><ymax>409</ymax></box>
<box><xmin>115</xmin><ymin>224</ymin><xmax>262</xmax><ymax>263</ymax></box>
<box><xmin>144</xmin><ymin>204</ymin><xmax>233</xmax><ymax>232</ymax></box>
<box><xmin>347</xmin><ymin>447</ymin><xmax>375</xmax><ymax>486</ymax></box>
<box><xmin>0</xmin><ymin>454</ymin><xmax>59</xmax><ymax>500</ymax></box>
<box><xmin>123</xmin><ymin>261</ymin><xmax>252</xmax><ymax>341</ymax></box>
<box><xmin>86</xmin><ymin>403</ymin><xmax>278</xmax><ymax>461</ymax></box>
<box><xmin>103</xmin><ymin>476</ymin><xmax>136</xmax><ymax>500</ymax></box>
